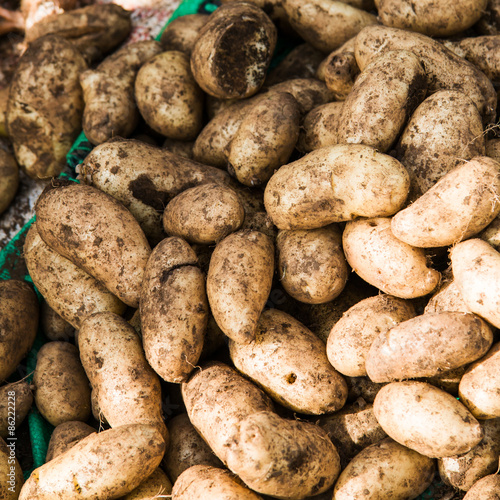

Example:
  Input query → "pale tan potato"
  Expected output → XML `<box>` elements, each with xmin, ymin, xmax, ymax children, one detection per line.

<box><xmin>45</xmin><ymin>421</ymin><xmax>96</xmax><ymax>462</ymax></box>
<box><xmin>424</xmin><ymin>279</ymin><xmax>470</xmax><ymax>314</ymax></box>
<box><xmin>0</xmin><ymin>149</ymin><xmax>18</xmax><ymax>215</ymax></box>
<box><xmin>122</xmin><ymin>469</ymin><xmax>172</xmax><ymax>500</ymax></box>
<box><xmin>373</xmin><ymin>381</ymin><xmax>483</xmax><ymax>458</ymax></box>
<box><xmin>159</xmin><ymin>14</ymin><xmax>209</xmax><ymax>54</ymax></box>
<box><xmin>391</xmin><ymin>157</ymin><xmax>500</xmax><ymax>248</ymax></box>
<box><xmin>333</xmin><ymin>438</ymin><xmax>435</xmax><ymax>500</ymax></box>
<box><xmin>136</xmin><ymin>51</ymin><xmax>203</xmax><ymax>141</ymax></box>
<box><xmin>0</xmin><ymin>280</ymin><xmax>38</xmax><ymax>382</ymax></box>
<box><xmin>264</xmin><ymin>144</ymin><xmax>410</xmax><ymax>230</ymax></box>
<box><xmin>327</xmin><ymin>294</ymin><xmax>416</xmax><ymax>377</ymax></box>
<box><xmin>229</xmin><ymin>309</ymin><xmax>348</xmax><ymax>414</ymax></box>
<box><xmin>463</xmin><ymin>473</ymin><xmax>500</xmax><ymax>499</ymax></box>
<box><xmin>140</xmin><ymin>237</ymin><xmax>208</xmax><ymax>383</ymax></box>
<box><xmin>24</xmin><ymin>223</ymin><xmax>126</xmax><ymax>329</ymax></box>
<box><xmin>0</xmin><ymin>436</ymin><xmax>23</xmax><ymax>499</ymax></box>
<box><xmin>163</xmin><ymin>184</ymin><xmax>244</xmax><ymax>244</ymax></box>
<box><xmin>34</xmin><ymin>342</ymin><xmax>91</xmax><ymax>427</ymax></box>
<box><xmin>19</xmin><ymin>424</ymin><xmax>165</xmax><ymax>500</ymax></box>
<box><xmin>366</xmin><ymin>312</ymin><xmax>494</xmax><ymax>382</ymax></box>
<box><xmin>172</xmin><ymin>465</ymin><xmax>263</xmax><ymax>500</ymax></box>
<box><xmin>482</xmin><ymin>216</ymin><xmax>500</xmax><ymax>251</ymax></box>
<box><xmin>78</xmin><ymin>312</ymin><xmax>167</xmax><ymax>441</ymax></box>
<box><xmin>207</xmin><ymin>230</ymin><xmax>274</xmax><ymax>344</ymax></box>
<box><xmin>0</xmin><ymin>381</ymin><xmax>33</xmax><ymax>439</ymax></box>
<box><xmin>35</xmin><ymin>181</ymin><xmax>151</xmax><ymax>309</ymax></box>
<box><xmin>337</xmin><ymin>50</ymin><xmax>427</xmax><ymax>152</ymax></box>
<box><xmin>191</xmin><ymin>2</ymin><xmax>277</xmax><ymax>99</ymax></box>
<box><xmin>277</xmin><ymin>225</ymin><xmax>348</xmax><ymax>304</ymax></box>
<box><xmin>40</xmin><ymin>302</ymin><xmax>75</xmax><ymax>341</ymax></box>
<box><xmin>342</xmin><ymin>218</ymin><xmax>440</xmax><ymax>298</ymax></box>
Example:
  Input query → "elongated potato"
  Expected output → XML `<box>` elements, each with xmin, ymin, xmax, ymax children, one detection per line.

<box><xmin>45</xmin><ymin>421</ymin><xmax>96</xmax><ymax>462</ymax></box>
<box><xmin>140</xmin><ymin>237</ymin><xmax>208</xmax><ymax>383</ymax></box>
<box><xmin>123</xmin><ymin>469</ymin><xmax>172</xmax><ymax>500</ymax></box>
<box><xmin>207</xmin><ymin>230</ymin><xmax>274</xmax><ymax>344</ymax></box>
<box><xmin>463</xmin><ymin>473</ymin><xmax>500</xmax><ymax>499</ymax></box>
<box><xmin>333</xmin><ymin>438</ymin><xmax>435</xmax><ymax>500</ymax></box>
<box><xmin>327</xmin><ymin>294</ymin><xmax>416</xmax><ymax>377</ymax></box>
<box><xmin>35</xmin><ymin>181</ymin><xmax>151</xmax><ymax>308</ymax></box>
<box><xmin>366</xmin><ymin>312</ymin><xmax>493</xmax><ymax>382</ymax></box>
<box><xmin>0</xmin><ymin>381</ymin><xmax>32</xmax><ymax>439</ymax></box>
<box><xmin>343</xmin><ymin>218</ymin><xmax>440</xmax><ymax>298</ymax></box>
<box><xmin>19</xmin><ymin>424</ymin><xmax>165</xmax><ymax>500</ymax></box>
<box><xmin>374</xmin><ymin>381</ymin><xmax>483</xmax><ymax>458</ymax></box>
<box><xmin>264</xmin><ymin>144</ymin><xmax>410</xmax><ymax>230</ymax></box>
<box><xmin>0</xmin><ymin>149</ymin><xmax>18</xmax><ymax>215</ymax></box>
<box><xmin>160</xmin><ymin>14</ymin><xmax>209</xmax><ymax>54</ymax></box>
<box><xmin>0</xmin><ymin>436</ymin><xmax>23</xmax><ymax>499</ymax></box>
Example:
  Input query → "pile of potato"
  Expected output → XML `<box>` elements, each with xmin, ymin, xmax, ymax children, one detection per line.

<box><xmin>3</xmin><ymin>0</ymin><xmax>500</xmax><ymax>498</ymax></box>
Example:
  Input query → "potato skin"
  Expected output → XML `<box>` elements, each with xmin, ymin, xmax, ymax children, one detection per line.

<box><xmin>45</xmin><ymin>421</ymin><xmax>96</xmax><ymax>462</ymax></box>
<box><xmin>463</xmin><ymin>473</ymin><xmax>500</xmax><ymax>499</ymax></box>
<box><xmin>0</xmin><ymin>280</ymin><xmax>38</xmax><ymax>382</ymax></box>
<box><xmin>18</xmin><ymin>424</ymin><xmax>165</xmax><ymax>500</ymax></box>
<box><xmin>264</xmin><ymin>144</ymin><xmax>410</xmax><ymax>230</ymax></box>
<box><xmin>160</xmin><ymin>14</ymin><xmax>209</xmax><ymax>54</ymax></box>
<box><xmin>7</xmin><ymin>35</ymin><xmax>86</xmax><ymax>179</ymax></box>
<box><xmin>123</xmin><ymin>468</ymin><xmax>172</xmax><ymax>500</ymax></box>
<box><xmin>374</xmin><ymin>381</ymin><xmax>483</xmax><ymax>458</ymax></box>
<box><xmin>0</xmin><ymin>436</ymin><xmax>23</xmax><ymax>499</ymax></box>
<box><xmin>207</xmin><ymin>230</ymin><xmax>274</xmax><ymax>344</ymax></box>
<box><xmin>0</xmin><ymin>149</ymin><xmax>18</xmax><ymax>215</ymax></box>
<box><xmin>424</xmin><ymin>279</ymin><xmax>470</xmax><ymax>314</ymax></box>
<box><xmin>35</xmin><ymin>182</ymin><xmax>151</xmax><ymax>309</ymax></box>
<box><xmin>333</xmin><ymin>438</ymin><xmax>435</xmax><ymax>500</ymax></box>
<box><xmin>0</xmin><ymin>381</ymin><xmax>32</xmax><ymax>439</ymax></box>
<box><xmin>40</xmin><ymin>302</ymin><xmax>75</xmax><ymax>341</ymax></box>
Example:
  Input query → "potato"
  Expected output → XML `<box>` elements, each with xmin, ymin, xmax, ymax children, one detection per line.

<box><xmin>7</xmin><ymin>35</ymin><xmax>86</xmax><ymax>179</ymax></box>
<box><xmin>366</xmin><ymin>312</ymin><xmax>493</xmax><ymax>382</ymax></box>
<box><xmin>439</xmin><ymin>418</ymin><xmax>500</xmax><ymax>491</ymax></box>
<box><xmin>159</xmin><ymin>14</ymin><xmax>209</xmax><ymax>54</ymax></box>
<box><xmin>426</xmin><ymin>365</ymin><xmax>469</xmax><ymax>396</ymax></box>
<box><xmin>463</xmin><ymin>474</ymin><xmax>500</xmax><ymax>499</ymax></box>
<box><xmin>229</xmin><ymin>309</ymin><xmax>348</xmax><ymax>414</ymax></box>
<box><xmin>0</xmin><ymin>436</ymin><xmax>23</xmax><ymax>499</ymax></box>
<box><xmin>424</xmin><ymin>279</ymin><xmax>470</xmax><ymax>314</ymax></box>
<box><xmin>0</xmin><ymin>381</ymin><xmax>32</xmax><ymax>439</ymax></box>
<box><xmin>333</xmin><ymin>437</ymin><xmax>435</xmax><ymax>500</ymax></box>
<box><xmin>191</xmin><ymin>2</ymin><xmax>277</xmax><ymax>99</ymax></box>
<box><xmin>80</xmin><ymin>138</ymin><xmax>231</xmax><ymax>243</ymax></box>
<box><xmin>396</xmin><ymin>91</ymin><xmax>485</xmax><ymax>196</ymax></box>
<box><xmin>45</xmin><ymin>421</ymin><xmax>96</xmax><ymax>462</ymax></box>
<box><xmin>19</xmin><ymin>424</ymin><xmax>165</xmax><ymax>500</ymax></box>
<box><xmin>123</xmin><ymin>469</ymin><xmax>172</xmax><ymax>500</ymax></box>
<box><xmin>162</xmin><ymin>138</ymin><xmax>194</xmax><ymax>159</ymax></box>
<box><xmin>0</xmin><ymin>148</ymin><xmax>18</xmax><ymax>215</ymax></box>
<box><xmin>207</xmin><ymin>230</ymin><xmax>274</xmax><ymax>344</ymax></box>
<box><xmin>264</xmin><ymin>144</ymin><xmax>410</xmax><ymax>230</ymax></box>
<box><xmin>163</xmin><ymin>184</ymin><xmax>245</xmax><ymax>244</ymax></box>
<box><xmin>486</xmin><ymin>138</ymin><xmax>500</xmax><ymax>162</ymax></box>
<box><xmin>40</xmin><ymin>302</ymin><xmax>75</xmax><ymax>341</ymax></box>
<box><xmin>327</xmin><ymin>294</ymin><xmax>416</xmax><ymax>377</ymax></box>
<box><xmin>78</xmin><ymin>312</ymin><xmax>167</xmax><ymax>440</ymax></box>
<box><xmin>33</xmin><ymin>342</ymin><xmax>91</xmax><ymax>426</ymax></box>
<box><xmin>140</xmin><ymin>237</ymin><xmax>208</xmax><ymax>383</ymax></box>
<box><xmin>482</xmin><ymin>217</ymin><xmax>500</xmax><ymax>251</ymax></box>
<box><xmin>24</xmin><ymin>223</ymin><xmax>126</xmax><ymax>329</ymax></box>
<box><xmin>163</xmin><ymin>413</ymin><xmax>223</xmax><ymax>484</ymax></box>
<box><xmin>0</xmin><ymin>87</ymin><xmax>9</xmax><ymax>137</ymax></box>
<box><xmin>0</xmin><ymin>280</ymin><xmax>38</xmax><ymax>382</ymax></box>
<box><xmin>354</xmin><ymin>25</ymin><xmax>497</xmax><ymax>124</ymax></box>
<box><xmin>282</xmin><ymin>0</ymin><xmax>377</xmax><ymax>53</ymax></box>
<box><xmin>171</xmin><ymin>465</ymin><xmax>263</xmax><ymax>499</ymax></box>
<box><xmin>277</xmin><ymin>225</ymin><xmax>348</xmax><ymax>304</ymax></box>
<box><xmin>35</xmin><ymin>181</ymin><xmax>151</xmax><ymax>309</ymax></box>
<box><xmin>374</xmin><ymin>381</ymin><xmax>483</xmax><ymax>458</ymax></box>
<box><xmin>391</xmin><ymin>157</ymin><xmax>500</xmax><ymax>248</ymax></box>
<box><xmin>136</xmin><ymin>51</ymin><xmax>203</xmax><ymax>141</ymax></box>
<box><xmin>375</xmin><ymin>0</ymin><xmax>487</xmax><ymax>36</ymax></box>
<box><xmin>342</xmin><ymin>218</ymin><xmax>440</xmax><ymax>298</ymax></box>
<box><xmin>451</xmin><ymin>239</ymin><xmax>500</xmax><ymax>328</ymax></box>
<box><xmin>337</xmin><ymin>50</ymin><xmax>427</xmax><ymax>153</ymax></box>
<box><xmin>80</xmin><ymin>40</ymin><xmax>162</xmax><ymax>145</ymax></box>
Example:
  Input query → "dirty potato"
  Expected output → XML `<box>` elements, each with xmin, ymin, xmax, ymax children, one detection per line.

<box><xmin>0</xmin><ymin>381</ymin><xmax>32</xmax><ymax>439</ymax></box>
<box><xmin>0</xmin><ymin>148</ymin><xmax>18</xmax><ymax>215</ymax></box>
<box><xmin>45</xmin><ymin>421</ymin><xmax>96</xmax><ymax>462</ymax></box>
<box><xmin>123</xmin><ymin>469</ymin><xmax>172</xmax><ymax>500</ymax></box>
<box><xmin>463</xmin><ymin>473</ymin><xmax>500</xmax><ymax>499</ymax></box>
<box><xmin>424</xmin><ymin>279</ymin><xmax>471</xmax><ymax>314</ymax></box>
<box><xmin>40</xmin><ymin>302</ymin><xmax>75</xmax><ymax>341</ymax></box>
<box><xmin>159</xmin><ymin>14</ymin><xmax>209</xmax><ymax>54</ymax></box>
<box><xmin>0</xmin><ymin>436</ymin><xmax>23</xmax><ymax>499</ymax></box>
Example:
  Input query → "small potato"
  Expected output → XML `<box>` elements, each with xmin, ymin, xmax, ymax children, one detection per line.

<box><xmin>40</xmin><ymin>302</ymin><xmax>75</xmax><ymax>341</ymax></box>
<box><xmin>374</xmin><ymin>381</ymin><xmax>483</xmax><ymax>458</ymax></box>
<box><xmin>159</xmin><ymin>14</ymin><xmax>209</xmax><ymax>54</ymax></box>
<box><xmin>45</xmin><ymin>421</ymin><xmax>96</xmax><ymax>462</ymax></box>
<box><xmin>365</xmin><ymin>312</ymin><xmax>494</xmax><ymax>382</ymax></box>
<box><xmin>463</xmin><ymin>474</ymin><xmax>500</xmax><ymax>499</ymax></box>
<box><xmin>229</xmin><ymin>309</ymin><xmax>348</xmax><ymax>414</ymax></box>
<box><xmin>264</xmin><ymin>144</ymin><xmax>410</xmax><ymax>230</ymax></box>
<box><xmin>327</xmin><ymin>294</ymin><xmax>416</xmax><ymax>377</ymax></box>
<box><xmin>0</xmin><ymin>436</ymin><xmax>23</xmax><ymax>499</ymax></box>
<box><xmin>136</xmin><ymin>51</ymin><xmax>203</xmax><ymax>141</ymax></box>
<box><xmin>19</xmin><ymin>424</ymin><xmax>165</xmax><ymax>500</ymax></box>
<box><xmin>163</xmin><ymin>184</ymin><xmax>244</xmax><ymax>244</ymax></box>
<box><xmin>123</xmin><ymin>469</ymin><xmax>172</xmax><ymax>500</ymax></box>
<box><xmin>277</xmin><ymin>225</ymin><xmax>348</xmax><ymax>304</ymax></box>
<box><xmin>207</xmin><ymin>230</ymin><xmax>274</xmax><ymax>344</ymax></box>
<box><xmin>0</xmin><ymin>381</ymin><xmax>33</xmax><ymax>439</ymax></box>
<box><xmin>0</xmin><ymin>280</ymin><xmax>38</xmax><ymax>382</ymax></box>
<box><xmin>0</xmin><ymin>148</ymin><xmax>18</xmax><ymax>215</ymax></box>
<box><xmin>342</xmin><ymin>218</ymin><xmax>440</xmax><ymax>299</ymax></box>
<box><xmin>424</xmin><ymin>279</ymin><xmax>470</xmax><ymax>314</ymax></box>
<box><xmin>172</xmin><ymin>465</ymin><xmax>263</xmax><ymax>500</ymax></box>
<box><xmin>333</xmin><ymin>438</ymin><xmax>435</xmax><ymax>500</ymax></box>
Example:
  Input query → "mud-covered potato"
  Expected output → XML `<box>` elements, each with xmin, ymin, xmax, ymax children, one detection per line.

<box><xmin>327</xmin><ymin>294</ymin><xmax>416</xmax><ymax>377</ymax></box>
<box><xmin>277</xmin><ymin>225</ymin><xmax>348</xmax><ymax>304</ymax></box>
<box><xmin>45</xmin><ymin>421</ymin><xmax>96</xmax><ymax>462</ymax></box>
<box><xmin>7</xmin><ymin>35</ymin><xmax>86</xmax><ymax>179</ymax></box>
<box><xmin>18</xmin><ymin>424</ymin><xmax>165</xmax><ymax>500</ymax></box>
<box><xmin>136</xmin><ymin>51</ymin><xmax>203</xmax><ymax>141</ymax></box>
<box><xmin>0</xmin><ymin>381</ymin><xmax>33</xmax><ymax>439</ymax></box>
<box><xmin>0</xmin><ymin>149</ymin><xmax>18</xmax><ymax>215</ymax></box>
<box><xmin>40</xmin><ymin>302</ymin><xmax>75</xmax><ymax>341</ymax></box>
<box><xmin>0</xmin><ymin>436</ymin><xmax>23</xmax><ymax>499</ymax></box>
<box><xmin>463</xmin><ymin>473</ymin><xmax>500</xmax><ymax>499</ymax></box>
<box><xmin>160</xmin><ymin>14</ymin><xmax>209</xmax><ymax>54</ymax></box>
<box><xmin>123</xmin><ymin>469</ymin><xmax>172</xmax><ymax>500</ymax></box>
<box><xmin>0</xmin><ymin>280</ymin><xmax>38</xmax><ymax>382</ymax></box>
<box><xmin>191</xmin><ymin>2</ymin><xmax>277</xmax><ymax>99</ymax></box>
<box><xmin>163</xmin><ymin>184</ymin><xmax>245</xmax><ymax>244</ymax></box>
<box><xmin>374</xmin><ymin>381</ymin><xmax>483</xmax><ymax>458</ymax></box>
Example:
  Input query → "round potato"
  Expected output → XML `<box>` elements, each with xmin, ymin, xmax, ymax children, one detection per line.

<box><xmin>40</xmin><ymin>302</ymin><xmax>75</xmax><ymax>341</ymax></box>
<box><xmin>123</xmin><ymin>468</ymin><xmax>172</xmax><ymax>500</ymax></box>
<box><xmin>0</xmin><ymin>381</ymin><xmax>33</xmax><ymax>439</ymax></box>
<box><xmin>45</xmin><ymin>421</ymin><xmax>96</xmax><ymax>462</ymax></box>
<box><xmin>463</xmin><ymin>473</ymin><xmax>500</xmax><ymax>499</ymax></box>
<box><xmin>0</xmin><ymin>149</ymin><xmax>18</xmax><ymax>215</ymax></box>
<box><xmin>159</xmin><ymin>14</ymin><xmax>209</xmax><ymax>54</ymax></box>
<box><xmin>0</xmin><ymin>436</ymin><xmax>23</xmax><ymax>499</ymax></box>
